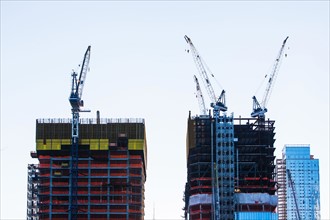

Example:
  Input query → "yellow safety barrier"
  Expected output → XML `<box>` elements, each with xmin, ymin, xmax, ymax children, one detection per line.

<box><xmin>52</xmin><ymin>139</ymin><xmax>61</xmax><ymax>150</ymax></box>
<box><xmin>36</xmin><ymin>138</ymin><xmax>110</xmax><ymax>151</ymax></box>
<box><xmin>90</xmin><ymin>139</ymin><xmax>99</xmax><ymax>150</ymax></box>
<box><xmin>100</xmin><ymin>139</ymin><xmax>109</xmax><ymax>150</ymax></box>
<box><xmin>128</xmin><ymin>139</ymin><xmax>144</xmax><ymax>150</ymax></box>
<box><xmin>62</xmin><ymin>139</ymin><xmax>71</xmax><ymax>145</ymax></box>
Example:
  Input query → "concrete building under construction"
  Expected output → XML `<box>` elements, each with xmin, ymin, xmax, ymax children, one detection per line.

<box><xmin>27</xmin><ymin>118</ymin><xmax>147</xmax><ymax>220</ymax></box>
<box><xmin>184</xmin><ymin>114</ymin><xmax>278</xmax><ymax>220</ymax></box>
<box><xmin>182</xmin><ymin>35</ymin><xmax>289</xmax><ymax>220</ymax></box>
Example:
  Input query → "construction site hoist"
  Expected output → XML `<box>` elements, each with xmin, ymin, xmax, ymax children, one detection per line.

<box><xmin>193</xmin><ymin>75</ymin><xmax>207</xmax><ymax>115</ymax></box>
<box><xmin>287</xmin><ymin>169</ymin><xmax>301</xmax><ymax>220</ymax></box>
<box><xmin>251</xmin><ymin>36</ymin><xmax>289</xmax><ymax>118</ymax></box>
<box><xmin>68</xmin><ymin>45</ymin><xmax>91</xmax><ymax>220</ymax></box>
<box><xmin>184</xmin><ymin>35</ymin><xmax>227</xmax><ymax>112</ymax></box>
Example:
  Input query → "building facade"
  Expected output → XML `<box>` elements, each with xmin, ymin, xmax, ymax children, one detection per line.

<box><xmin>184</xmin><ymin>112</ymin><xmax>235</xmax><ymax>220</ymax></box>
<box><xmin>27</xmin><ymin>118</ymin><xmax>147</xmax><ymax>220</ymax></box>
<box><xmin>233</xmin><ymin>117</ymin><xmax>278</xmax><ymax>220</ymax></box>
<box><xmin>276</xmin><ymin>145</ymin><xmax>320</xmax><ymax>220</ymax></box>
<box><xmin>275</xmin><ymin>158</ymin><xmax>287</xmax><ymax>220</ymax></box>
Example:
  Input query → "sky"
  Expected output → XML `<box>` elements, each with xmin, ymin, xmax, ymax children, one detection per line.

<box><xmin>0</xmin><ymin>1</ymin><xmax>329</xmax><ymax>219</ymax></box>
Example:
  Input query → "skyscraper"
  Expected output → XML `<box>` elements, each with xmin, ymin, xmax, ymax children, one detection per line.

<box><xmin>184</xmin><ymin>112</ymin><xmax>235</xmax><ymax>220</ymax></box>
<box><xmin>276</xmin><ymin>144</ymin><xmax>320</xmax><ymax>220</ymax></box>
<box><xmin>27</xmin><ymin>118</ymin><xmax>147</xmax><ymax>220</ymax></box>
<box><xmin>184</xmin><ymin>114</ymin><xmax>278</xmax><ymax>220</ymax></box>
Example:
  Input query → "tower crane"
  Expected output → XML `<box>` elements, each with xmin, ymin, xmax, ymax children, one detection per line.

<box><xmin>193</xmin><ymin>75</ymin><xmax>207</xmax><ymax>115</ymax></box>
<box><xmin>185</xmin><ymin>35</ymin><xmax>226</xmax><ymax>220</ymax></box>
<box><xmin>184</xmin><ymin>35</ymin><xmax>227</xmax><ymax>112</ymax></box>
<box><xmin>68</xmin><ymin>45</ymin><xmax>91</xmax><ymax>220</ymax></box>
<box><xmin>251</xmin><ymin>36</ymin><xmax>289</xmax><ymax>118</ymax></box>
<box><xmin>287</xmin><ymin>169</ymin><xmax>301</xmax><ymax>220</ymax></box>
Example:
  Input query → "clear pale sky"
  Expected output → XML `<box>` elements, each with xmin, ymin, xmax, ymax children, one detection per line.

<box><xmin>1</xmin><ymin>1</ymin><xmax>329</xmax><ymax>219</ymax></box>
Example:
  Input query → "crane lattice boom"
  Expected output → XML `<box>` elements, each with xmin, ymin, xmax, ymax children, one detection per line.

<box><xmin>185</xmin><ymin>35</ymin><xmax>227</xmax><ymax>112</ymax></box>
<box><xmin>185</xmin><ymin>35</ymin><xmax>217</xmax><ymax>103</ymax></box>
<box><xmin>194</xmin><ymin>75</ymin><xmax>207</xmax><ymax>115</ymax></box>
<box><xmin>287</xmin><ymin>169</ymin><xmax>301</xmax><ymax>220</ymax></box>
<box><xmin>69</xmin><ymin>45</ymin><xmax>91</xmax><ymax>110</ymax></box>
<box><xmin>251</xmin><ymin>36</ymin><xmax>288</xmax><ymax>117</ymax></box>
<box><xmin>262</xmin><ymin>36</ymin><xmax>288</xmax><ymax>108</ymax></box>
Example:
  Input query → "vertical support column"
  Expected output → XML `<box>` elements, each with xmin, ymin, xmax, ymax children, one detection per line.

<box><xmin>236</xmin><ymin>148</ymin><xmax>239</xmax><ymax>190</ymax></box>
<box><xmin>211</xmin><ymin>120</ymin><xmax>220</xmax><ymax>220</ymax></box>
<box><xmin>126</xmin><ymin>150</ymin><xmax>130</xmax><ymax>220</ymax></box>
<box><xmin>107</xmin><ymin>150</ymin><xmax>110</xmax><ymax>220</ymax></box>
<box><xmin>70</xmin><ymin>111</ymin><xmax>79</xmax><ymax>220</ymax></box>
<box><xmin>88</xmin><ymin>158</ymin><xmax>91</xmax><ymax>220</ymax></box>
<box><xmin>49</xmin><ymin>159</ymin><xmax>53</xmax><ymax>220</ymax></box>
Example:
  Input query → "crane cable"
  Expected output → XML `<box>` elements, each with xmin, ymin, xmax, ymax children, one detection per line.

<box><xmin>201</xmin><ymin>56</ymin><xmax>224</xmax><ymax>92</ymax></box>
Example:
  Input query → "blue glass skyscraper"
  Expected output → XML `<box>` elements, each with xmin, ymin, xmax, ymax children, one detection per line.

<box><xmin>276</xmin><ymin>145</ymin><xmax>320</xmax><ymax>220</ymax></box>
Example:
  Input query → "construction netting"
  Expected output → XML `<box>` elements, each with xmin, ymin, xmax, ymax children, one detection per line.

<box><xmin>189</xmin><ymin>193</ymin><xmax>212</xmax><ymax>206</ymax></box>
<box><xmin>235</xmin><ymin>193</ymin><xmax>277</xmax><ymax>206</ymax></box>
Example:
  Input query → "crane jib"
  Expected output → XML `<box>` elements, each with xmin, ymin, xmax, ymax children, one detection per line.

<box><xmin>185</xmin><ymin>35</ymin><xmax>227</xmax><ymax>112</ymax></box>
<box><xmin>251</xmin><ymin>36</ymin><xmax>289</xmax><ymax>118</ymax></box>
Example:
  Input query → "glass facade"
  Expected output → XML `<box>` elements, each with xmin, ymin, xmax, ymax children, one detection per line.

<box><xmin>235</xmin><ymin>211</ymin><xmax>278</xmax><ymax>220</ymax></box>
<box><xmin>279</xmin><ymin>145</ymin><xmax>320</xmax><ymax>220</ymax></box>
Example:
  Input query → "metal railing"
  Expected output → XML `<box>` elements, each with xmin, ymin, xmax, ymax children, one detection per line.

<box><xmin>37</xmin><ymin>118</ymin><xmax>145</xmax><ymax>124</ymax></box>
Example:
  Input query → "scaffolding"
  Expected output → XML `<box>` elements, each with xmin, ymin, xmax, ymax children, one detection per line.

<box><xmin>276</xmin><ymin>158</ymin><xmax>287</xmax><ymax>220</ymax></box>
<box><xmin>27</xmin><ymin>164</ymin><xmax>39</xmax><ymax>220</ymax></box>
<box><xmin>27</xmin><ymin>118</ymin><xmax>147</xmax><ymax>220</ymax></box>
<box><xmin>215</xmin><ymin>114</ymin><xmax>235</xmax><ymax>220</ymax></box>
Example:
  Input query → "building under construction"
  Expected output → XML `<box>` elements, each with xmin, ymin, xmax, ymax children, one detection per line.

<box><xmin>182</xmin><ymin>34</ymin><xmax>289</xmax><ymax>220</ymax></box>
<box><xmin>27</xmin><ymin>118</ymin><xmax>147</xmax><ymax>220</ymax></box>
<box><xmin>184</xmin><ymin>114</ymin><xmax>278</xmax><ymax>220</ymax></box>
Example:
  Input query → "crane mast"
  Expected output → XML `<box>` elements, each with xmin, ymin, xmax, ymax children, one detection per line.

<box><xmin>251</xmin><ymin>36</ymin><xmax>289</xmax><ymax>118</ymax></box>
<box><xmin>68</xmin><ymin>46</ymin><xmax>91</xmax><ymax>220</ymax></box>
<box><xmin>193</xmin><ymin>75</ymin><xmax>207</xmax><ymax>115</ymax></box>
<box><xmin>186</xmin><ymin>35</ymin><xmax>229</xmax><ymax>220</ymax></box>
<box><xmin>185</xmin><ymin>35</ymin><xmax>227</xmax><ymax>112</ymax></box>
<box><xmin>287</xmin><ymin>169</ymin><xmax>301</xmax><ymax>220</ymax></box>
